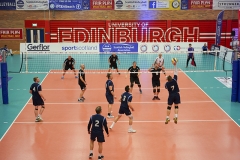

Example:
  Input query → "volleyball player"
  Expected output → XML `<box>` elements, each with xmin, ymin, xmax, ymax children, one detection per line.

<box><xmin>148</xmin><ymin>63</ymin><xmax>165</xmax><ymax>100</ymax></box>
<box><xmin>165</xmin><ymin>63</ymin><xmax>180</xmax><ymax>124</ymax></box>
<box><xmin>61</xmin><ymin>55</ymin><xmax>78</xmax><ymax>79</ymax></box>
<box><xmin>88</xmin><ymin>106</ymin><xmax>109</xmax><ymax>160</ymax></box>
<box><xmin>108</xmin><ymin>53</ymin><xmax>120</xmax><ymax>74</ymax></box>
<box><xmin>127</xmin><ymin>61</ymin><xmax>142</xmax><ymax>94</ymax></box>
<box><xmin>186</xmin><ymin>44</ymin><xmax>194</xmax><ymax>67</ymax></box>
<box><xmin>154</xmin><ymin>53</ymin><xmax>167</xmax><ymax>77</ymax></box>
<box><xmin>29</xmin><ymin>77</ymin><xmax>46</xmax><ymax>122</ymax></box>
<box><xmin>106</xmin><ymin>73</ymin><xmax>116</xmax><ymax>118</ymax></box>
<box><xmin>78</xmin><ymin>64</ymin><xmax>87</xmax><ymax>102</ymax></box>
<box><xmin>109</xmin><ymin>85</ymin><xmax>136</xmax><ymax>133</ymax></box>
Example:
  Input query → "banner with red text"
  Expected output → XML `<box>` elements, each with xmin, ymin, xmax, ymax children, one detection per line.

<box><xmin>91</xmin><ymin>0</ymin><xmax>114</xmax><ymax>10</ymax></box>
<box><xmin>181</xmin><ymin>0</ymin><xmax>212</xmax><ymax>10</ymax></box>
<box><xmin>239</xmin><ymin>9</ymin><xmax>240</xmax><ymax>41</ymax></box>
<box><xmin>0</xmin><ymin>28</ymin><xmax>23</xmax><ymax>40</ymax></box>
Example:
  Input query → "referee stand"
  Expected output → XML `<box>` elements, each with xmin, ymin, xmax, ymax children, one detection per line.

<box><xmin>231</xmin><ymin>50</ymin><xmax>240</xmax><ymax>103</ymax></box>
<box><xmin>1</xmin><ymin>50</ymin><xmax>9</xmax><ymax>104</ymax></box>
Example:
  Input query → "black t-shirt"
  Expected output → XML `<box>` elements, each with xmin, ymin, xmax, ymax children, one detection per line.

<box><xmin>109</xmin><ymin>55</ymin><xmax>118</xmax><ymax>64</ymax></box>
<box><xmin>128</xmin><ymin>66</ymin><xmax>140</xmax><ymax>78</ymax></box>
<box><xmin>64</xmin><ymin>58</ymin><xmax>75</xmax><ymax>66</ymax></box>
<box><xmin>78</xmin><ymin>69</ymin><xmax>85</xmax><ymax>84</ymax></box>
<box><xmin>150</xmin><ymin>67</ymin><xmax>162</xmax><ymax>81</ymax></box>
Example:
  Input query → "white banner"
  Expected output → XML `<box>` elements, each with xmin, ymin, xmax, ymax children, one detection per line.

<box><xmin>16</xmin><ymin>0</ymin><xmax>49</xmax><ymax>10</ymax></box>
<box><xmin>219</xmin><ymin>45</ymin><xmax>233</xmax><ymax>63</ymax></box>
<box><xmin>214</xmin><ymin>77</ymin><xmax>232</xmax><ymax>88</ymax></box>
<box><xmin>114</xmin><ymin>0</ymin><xmax>148</xmax><ymax>10</ymax></box>
<box><xmin>20</xmin><ymin>43</ymin><xmax>99</xmax><ymax>54</ymax></box>
<box><xmin>138</xmin><ymin>42</ymin><xmax>206</xmax><ymax>53</ymax></box>
<box><xmin>213</xmin><ymin>0</ymin><xmax>240</xmax><ymax>10</ymax></box>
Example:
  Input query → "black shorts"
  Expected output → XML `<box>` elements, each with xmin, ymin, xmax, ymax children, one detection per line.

<box><xmin>106</xmin><ymin>95</ymin><xmax>114</xmax><ymax>104</ymax></box>
<box><xmin>65</xmin><ymin>65</ymin><xmax>75</xmax><ymax>70</ymax></box>
<box><xmin>152</xmin><ymin>80</ymin><xmax>160</xmax><ymax>87</ymax></box>
<box><xmin>79</xmin><ymin>83</ymin><xmax>86</xmax><ymax>90</ymax></box>
<box><xmin>168</xmin><ymin>93</ymin><xmax>181</xmax><ymax>105</ymax></box>
<box><xmin>119</xmin><ymin>107</ymin><xmax>131</xmax><ymax>116</ymax></box>
<box><xmin>32</xmin><ymin>98</ymin><xmax>44</xmax><ymax>106</ymax></box>
<box><xmin>109</xmin><ymin>63</ymin><xmax>118</xmax><ymax>69</ymax></box>
<box><xmin>130</xmin><ymin>76</ymin><xmax>140</xmax><ymax>85</ymax></box>
<box><xmin>90</xmin><ymin>132</ymin><xmax>105</xmax><ymax>142</ymax></box>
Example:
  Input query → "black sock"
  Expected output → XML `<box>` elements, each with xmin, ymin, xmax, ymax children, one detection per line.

<box><xmin>108</xmin><ymin>113</ymin><xmax>111</xmax><ymax>116</ymax></box>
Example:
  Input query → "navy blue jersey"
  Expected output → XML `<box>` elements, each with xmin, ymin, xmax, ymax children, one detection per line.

<box><xmin>88</xmin><ymin>114</ymin><xmax>109</xmax><ymax>134</ymax></box>
<box><xmin>188</xmin><ymin>47</ymin><xmax>194</xmax><ymax>57</ymax></box>
<box><xmin>106</xmin><ymin>80</ymin><xmax>114</xmax><ymax>96</ymax></box>
<box><xmin>202</xmin><ymin>46</ymin><xmax>208</xmax><ymax>51</ymax></box>
<box><xmin>120</xmin><ymin>92</ymin><xmax>132</xmax><ymax>109</ymax></box>
<box><xmin>165</xmin><ymin>75</ymin><xmax>180</xmax><ymax>95</ymax></box>
<box><xmin>30</xmin><ymin>83</ymin><xmax>42</xmax><ymax>99</ymax></box>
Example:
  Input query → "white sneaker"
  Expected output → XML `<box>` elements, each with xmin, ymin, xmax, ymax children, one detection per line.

<box><xmin>107</xmin><ymin>115</ymin><xmax>114</xmax><ymax>118</ymax></box>
<box><xmin>61</xmin><ymin>76</ymin><xmax>64</xmax><ymax>79</ymax></box>
<box><xmin>38</xmin><ymin>116</ymin><xmax>43</xmax><ymax>121</ymax></box>
<box><xmin>128</xmin><ymin>129</ymin><xmax>136</xmax><ymax>133</ymax></box>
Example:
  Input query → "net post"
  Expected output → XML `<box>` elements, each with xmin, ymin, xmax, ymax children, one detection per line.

<box><xmin>1</xmin><ymin>51</ymin><xmax>9</xmax><ymax>104</ymax></box>
<box><xmin>25</xmin><ymin>52</ymin><xmax>28</xmax><ymax>73</ymax></box>
<box><xmin>231</xmin><ymin>60</ymin><xmax>239</xmax><ymax>102</ymax></box>
<box><xmin>214</xmin><ymin>50</ymin><xmax>217</xmax><ymax>70</ymax></box>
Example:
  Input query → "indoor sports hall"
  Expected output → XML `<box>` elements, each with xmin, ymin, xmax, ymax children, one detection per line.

<box><xmin>0</xmin><ymin>2</ymin><xmax>240</xmax><ymax>160</ymax></box>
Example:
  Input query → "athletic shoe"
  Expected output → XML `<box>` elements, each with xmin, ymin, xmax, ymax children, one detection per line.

<box><xmin>118</xmin><ymin>73</ymin><xmax>120</xmax><ymax>75</ymax></box>
<box><xmin>61</xmin><ymin>76</ymin><xmax>64</xmax><ymax>79</ymax></box>
<box><xmin>35</xmin><ymin>117</ymin><xmax>40</xmax><ymax>122</ymax></box>
<box><xmin>139</xmin><ymin>89</ymin><xmax>142</xmax><ymax>94</ymax></box>
<box><xmin>82</xmin><ymin>97</ymin><xmax>86</xmax><ymax>100</ymax></box>
<box><xmin>98</xmin><ymin>155</ymin><xmax>104</xmax><ymax>160</ymax></box>
<box><xmin>78</xmin><ymin>98</ymin><xmax>84</xmax><ymax>102</ymax></box>
<box><xmin>38</xmin><ymin>116</ymin><xmax>43</xmax><ymax>121</ymax></box>
<box><xmin>107</xmin><ymin>115</ymin><xmax>114</xmax><ymax>119</ymax></box>
<box><xmin>152</xmin><ymin>97</ymin><xmax>156</xmax><ymax>100</ymax></box>
<box><xmin>173</xmin><ymin>117</ymin><xmax>178</xmax><ymax>124</ymax></box>
<box><xmin>165</xmin><ymin>118</ymin><xmax>170</xmax><ymax>124</ymax></box>
<box><xmin>128</xmin><ymin>129</ymin><xmax>136</xmax><ymax>133</ymax></box>
<box><xmin>155</xmin><ymin>97</ymin><xmax>160</xmax><ymax>100</ymax></box>
<box><xmin>89</xmin><ymin>153</ymin><xmax>93</xmax><ymax>159</ymax></box>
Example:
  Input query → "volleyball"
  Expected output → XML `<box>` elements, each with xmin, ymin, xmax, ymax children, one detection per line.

<box><xmin>171</xmin><ymin>58</ymin><xmax>178</xmax><ymax>64</ymax></box>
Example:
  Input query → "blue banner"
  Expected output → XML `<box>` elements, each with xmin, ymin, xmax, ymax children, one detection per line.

<box><xmin>82</xmin><ymin>0</ymin><xmax>90</xmax><ymax>10</ymax></box>
<box><xmin>99</xmin><ymin>43</ymin><xmax>138</xmax><ymax>53</ymax></box>
<box><xmin>181</xmin><ymin>0</ymin><xmax>188</xmax><ymax>10</ymax></box>
<box><xmin>215</xmin><ymin>10</ymin><xmax>224</xmax><ymax>45</ymax></box>
<box><xmin>0</xmin><ymin>0</ymin><xmax>16</xmax><ymax>10</ymax></box>
<box><xmin>49</xmin><ymin>0</ymin><xmax>83</xmax><ymax>10</ymax></box>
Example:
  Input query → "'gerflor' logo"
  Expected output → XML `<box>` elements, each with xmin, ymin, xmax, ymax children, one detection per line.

<box><xmin>27</xmin><ymin>44</ymin><xmax>50</xmax><ymax>51</ymax></box>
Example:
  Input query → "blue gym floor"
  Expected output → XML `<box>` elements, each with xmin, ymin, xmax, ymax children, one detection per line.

<box><xmin>0</xmin><ymin>54</ymin><xmax>239</xmax><ymax>140</ymax></box>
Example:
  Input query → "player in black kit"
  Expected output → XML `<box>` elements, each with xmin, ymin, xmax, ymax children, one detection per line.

<box><xmin>148</xmin><ymin>63</ymin><xmax>165</xmax><ymax>100</ymax></box>
<box><xmin>108</xmin><ymin>53</ymin><xmax>120</xmax><ymax>74</ymax></box>
<box><xmin>127</xmin><ymin>61</ymin><xmax>142</xmax><ymax>94</ymax></box>
<box><xmin>29</xmin><ymin>77</ymin><xmax>46</xmax><ymax>122</ymax></box>
<box><xmin>165</xmin><ymin>63</ymin><xmax>180</xmax><ymax>124</ymax></box>
<box><xmin>78</xmin><ymin>64</ymin><xmax>87</xmax><ymax>102</ymax></box>
<box><xmin>61</xmin><ymin>56</ymin><xmax>78</xmax><ymax>79</ymax></box>
<box><xmin>88</xmin><ymin>106</ymin><xmax>109</xmax><ymax>160</ymax></box>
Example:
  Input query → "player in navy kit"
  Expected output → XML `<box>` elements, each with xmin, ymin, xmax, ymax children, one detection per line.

<box><xmin>78</xmin><ymin>64</ymin><xmax>87</xmax><ymax>102</ymax></box>
<box><xmin>165</xmin><ymin>63</ymin><xmax>180</xmax><ymax>124</ymax></box>
<box><xmin>127</xmin><ymin>61</ymin><xmax>142</xmax><ymax>94</ymax></box>
<box><xmin>108</xmin><ymin>53</ymin><xmax>120</xmax><ymax>74</ymax></box>
<box><xmin>148</xmin><ymin>63</ymin><xmax>165</xmax><ymax>100</ymax></box>
<box><xmin>109</xmin><ymin>85</ymin><xmax>136</xmax><ymax>133</ymax></box>
<box><xmin>61</xmin><ymin>56</ymin><xmax>78</xmax><ymax>79</ymax></box>
<box><xmin>105</xmin><ymin>73</ymin><xmax>116</xmax><ymax>118</ymax></box>
<box><xmin>29</xmin><ymin>77</ymin><xmax>46</xmax><ymax>122</ymax></box>
<box><xmin>186</xmin><ymin>44</ymin><xmax>195</xmax><ymax>67</ymax></box>
<box><xmin>88</xmin><ymin>106</ymin><xmax>109</xmax><ymax>160</ymax></box>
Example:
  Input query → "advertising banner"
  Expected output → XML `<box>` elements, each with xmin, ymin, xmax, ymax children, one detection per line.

<box><xmin>181</xmin><ymin>0</ymin><xmax>212</xmax><ymax>10</ymax></box>
<box><xmin>91</xmin><ymin>0</ymin><xmax>114</xmax><ymax>10</ymax></box>
<box><xmin>16</xmin><ymin>0</ymin><xmax>49</xmax><ymax>10</ymax></box>
<box><xmin>114</xmin><ymin>0</ymin><xmax>148</xmax><ymax>10</ymax></box>
<box><xmin>0</xmin><ymin>28</ymin><xmax>23</xmax><ymax>40</ymax></box>
<box><xmin>239</xmin><ymin>9</ymin><xmax>240</xmax><ymax>41</ymax></box>
<box><xmin>99</xmin><ymin>43</ymin><xmax>138</xmax><ymax>53</ymax></box>
<box><xmin>0</xmin><ymin>0</ymin><xmax>16</xmax><ymax>10</ymax></box>
<box><xmin>49</xmin><ymin>0</ymin><xmax>86</xmax><ymax>10</ymax></box>
<box><xmin>149</xmin><ymin>0</ymin><xmax>180</xmax><ymax>10</ymax></box>
<box><xmin>215</xmin><ymin>10</ymin><xmax>224</xmax><ymax>46</ymax></box>
<box><xmin>213</xmin><ymin>0</ymin><xmax>240</xmax><ymax>10</ymax></box>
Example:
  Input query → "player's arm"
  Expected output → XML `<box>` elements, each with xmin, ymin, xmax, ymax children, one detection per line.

<box><xmin>117</xmin><ymin>56</ymin><xmax>120</xmax><ymax>65</ymax></box>
<box><xmin>126</xmin><ymin>67</ymin><xmax>131</xmax><ymax>78</ymax></box>
<box><xmin>87</xmin><ymin>117</ymin><xmax>92</xmax><ymax>134</ymax></box>
<box><xmin>108</xmin><ymin>85</ymin><xmax>115</xmax><ymax>97</ymax></box>
<box><xmin>148</xmin><ymin>67</ymin><xmax>153</xmax><ymax>72</ymax></box>
<box><xmin>128</xmin><ymin>96</ymin><xmax>134</xmax><ymax>111</ymax></box>
<box><xmin>63</xmin><ymin>59</ymin><xmax>67</xmax><ymax>69</ymax></box>
<box><xmin>173</xmin><ymin>64</ymin><xmax>178</xmax><ymax>81</ymax></box>
<box><xmin>72</xmin><ymin>58</ymin><xmax>75</xmax><ymax>67</ymax></box>
<box><xmin>79</xmin><ymin>72</ymin><xmax>87</xmax><ymax>84</ymax></box>
<box><xmin>138</xmin><ymin>68</ymin><xmax>141</xmax><ymax>77</ymax></box>
<box><xmin>38</xmin><ymin>86</ymin><xmax>46</xmax><ymax>101</ymax></box>
<box><xmin>103</xmin><ymin>118</ymin><xmax>109</xmax><ymax>136</ymax></box>
<box><xmin>108</xmin><ymin>56</ymin><xmax>111</xmax><ymax>64</ymax></box>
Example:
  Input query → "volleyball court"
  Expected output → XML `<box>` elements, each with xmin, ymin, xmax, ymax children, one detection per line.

<box><xmin>0</xmin><ymin>51</ymin><xmax>240</xmax><ymax>160</ymax></box>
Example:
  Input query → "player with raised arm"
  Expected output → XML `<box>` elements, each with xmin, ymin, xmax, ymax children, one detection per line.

<box><xmin>61</xmin><ymin>55</ymin><xmax>78</xmax><ymax>79</ymax></box>
<box><xmin>109</xmin><ymin>85</ymin><xmax>136</xmax><ymax>133</ymax></box>
<box><xmin>88</xmin><ymin>106</ymin><xmax>109</xmax><ymax>160</ymax></box>
<box><xmin>106</xmin><ymin>73</ymin><xmax>116</xmax><ymax>118</ymax></box>
<box><xmin>108</xmin><ymin>53</ymin><xmax>120</xmax><ymax>74</ymax></box>
<box><xmin>148</xmin><ymin>63</ymin><xmax>165</xmax><ymax>100</ymax></box>
<box><xmin>78</xmin><ymin>64</ymin><xmax>87</xmax><ymax>102</ymax></box>
<box><xmin>165</xmin><ymin>58</ymin><xmax>180</xmax><ymax>124</ymax></box>
<box><xmin>29</xmin><ymin>77</ymin><xmax>46</xmax><ymax>122</ymax></box>
<box><xmin>127</xmin><ymin>61</ymin><xmax>142</xmax><ymax>94</ymax></box>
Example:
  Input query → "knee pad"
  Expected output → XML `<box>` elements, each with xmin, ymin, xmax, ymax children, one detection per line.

<box><xmin>41</xmin><ymin>105</ymin><xmax>45</xmax><ymax>109</ymax></box>
<box><xmin>138</xmin><ymin>84</ymin><xmax>141</xmax><ymax>88</ymax></box>
<box><xmin>130</xmin><ymin>83</ymin><xmax>134</xmax><ymax>88</ymax></box>
<box><xmin>175</xmin><ymin>106</ymin><xmax>179</xmax><ymax>109</ymax></box>
<box><xmin>167</xmin><ymin>106</ymin><xmax>171</xmax><ymax>110</ymax></box>
<box><xmin>153</xmin><ymin>89</ymin><xmax>156</xmax><ymax>93</ymax></box>
<box><xmin>157</xmin><ymin>89</ymin><xmax>160</xmax><ymax>93</ymax></box>
<box><xmin>128</xmin><ymin>115</ymin><xmax>133</xmax><ymax>119</ymax></box>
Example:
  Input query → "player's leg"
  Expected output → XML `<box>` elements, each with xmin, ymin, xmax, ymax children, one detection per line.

<box><xmin>37</xmin><ymin>105</ymin><xmax>45</xmax><ymax>121</ymax></box>
<box><xmin>165</xmin><ymin>96</ymin><xmax>174</xmax><ymax>124</ymax></box>
<box><xmin>89</xmin><ymin>133</ymin><xmax>96</xmax><ymax>159</ymax></box>
<box><xmin>173</xmin><ymin>93</ymin><xmax>180</xmax><ymax>124</ymax></box>
<box><xmin>115</xmin><ymin>65</ymin><xmax>120</xmax><ymax>75</ymax></box>
<box><xmin>78</xmin><ymin>85</ymin><xmax>86</xmax><ymax>102</ymax></box>
<box><xmin>109</xmin><ymin>114</ymin><xmax>122</xmax><ymax>129</ymax></box>
<box><xmin>186</xmin><ymin>56</ymin><xmax>191</xmax><ymax>67</ymax></box>
<box><xmin>130</xmin><ymin>77</ymin><xmax>134</xmax><ymax>93</ymax></box>
<box><xmin>62</xmin><ymin>65</ymin><xmax>69</xmax><ymax>79</ymax></box>
<box><xmin>108</xmin><ymin>64</ymin><xmax>112</xmax><ymax>72</ymax></box>
<box><xmin>155</xmin><ymin>81</ymin><xmax>160</xmax><ymax>100</ymax></box>
<box><xmin>97</xmin><ymin>142</ymin><xmax>104</xmax><ymax>160</ymax></box>
<box><xmin>126</xmin><ymin>107</ymin><xmax>136</xmax><ymax>133</ymax></box>
<box><xmin>135</xmin><ymin>77</ymin><xmax>142</xmax><ymax>94</ymax></box>
<box><xmin>34</xmin><ymin>106</ymin><xmax>39</xmax><ymax>122</ymax></box>
<box><xmin>106</xmin><ymin>96</ymin><xmax>114</xmax><ymax>118</ymax></box>
<box><xmin>152</xmin><ymin>80</ymin><xmax>157</xmax><ymax>100</ymax></box>
<box><xmin>72</xmin><ymin>68</ymin><xmax>78</xmax><ymax>78</ymax></box>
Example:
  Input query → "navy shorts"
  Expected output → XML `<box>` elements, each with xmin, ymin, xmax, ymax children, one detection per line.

<box><xmin>32</xmin><ymin>98</ymin><xmax>44</xmax><ymax>106</ymax></box>
<box><xmin>109</xmin><ymin>63</ymin><xmax>118</xmax><ymax>69</ymax></box>
<box><xmin>79</xmin><ymin>83</ymin><xmax>86</xmax><ymax>90</ymax></box>
<box><xmin>152</xmin><ymin>80</ymin><xmax>160</xmax><ymax>87</ymax></box>
<box><xmin>119</xmin><ymin>107</ymin><xmax>131</xmax><ymax>116</ymax></box>
<box><xmin>168</xmin><ymin>93</ymin><xmax>181</xmax><ymax>105</ymax></box>
<box><xmin>106</xmin><ymin>95</ymin><xmax>114</xmax><ymax>104</ymax></box>
<box><xmin>65</xmin><ymin>65</ymin><xmax>74</xmax><ymax>70</ymax></box>
<box><xmin>130</xmin><ymin>77</ymin><xmax>140</xmax><ymax>85</ymax></box>
<box><xmin>90</xmin><ymin>132</ymin><xmax>105</xmax><ymax>142</ymax></box>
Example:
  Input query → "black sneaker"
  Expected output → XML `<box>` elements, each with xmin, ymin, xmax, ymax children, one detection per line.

<box><xmin>118</xmin><ymin>72</ymin><xmax>120</xmax><ymax>75</ymax></box>
<box><xmin>82</xmin><ymin>97</ymin><xmax>86</xmax><ymax>100</ymax></box>
<box><xmin>89</xmin><ymin>153</ymin><xmax>93</xmax><ymax>159</ymax></box>
<box><xmin>152</xmin><ymin>97</ymin><xmax>156</xmax><ymax>100</ymax></box>
<box><xmin>139</xmin><ymin>89</ymin><xmax>142</xmax><ymax>94</ymax></box>
<box><xmin>98</xmin><ymin>155</ymin><xmax>104</xmax><ymax>160</ymax></box>
<box><xmin>155</xmin><ymin>97</ymin><xmax>160</xmax><ymax>100</ymax></box>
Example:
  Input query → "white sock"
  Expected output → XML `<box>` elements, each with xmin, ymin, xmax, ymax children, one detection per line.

<box><xmin>99</xmin><ymin>153</ymin><xmax>102</xmax><ymax>157</ymax></box>
<box><xmin>175</xmin><ymin>114</ymin><xmax>178</xmax><ymax>118</ymax></box>
<box><xmin>110</xmin><ymin>122</ymin><xmax>115</xmax><ymax>128</ymax></box>
<box><xmin>129</xmin><ymin>125</ymin><xmax>132</xmax><ymax>129</ymax></box>
<box><xmin>166</xmin><ymin>116</ymin><xmax>169</xmax><ymax>119</ymax></box>
<box><xmin>90</xmin><ymin>150</ymin><xmax>93</xmax><ymax>154</ymax></box>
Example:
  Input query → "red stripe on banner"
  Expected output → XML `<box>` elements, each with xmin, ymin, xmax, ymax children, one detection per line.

<box><xmin>0</xmin><ymin>28</ymin><xmax>23</xmax><ymax>40</ymax></box>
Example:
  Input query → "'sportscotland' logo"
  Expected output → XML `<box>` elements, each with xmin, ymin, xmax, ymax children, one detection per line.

<box><xmin>102</xmin><ymin>44</ymin><xmax>112</xmax><ymax>52</ymax></box>
<box><xmin>140</xmin><ymin>44</ymin><xmax>147</xmax><ymax>52</ymax></box>
<box><xmin>152</xmin><ymin>44</ymin><xmax>159</xmax><ymax>52</ymax></box>
<box><xmin>17</xmin><ymin>0</ymin><xmax>24</xmax><ymax>8</ymax></box>
<box><xmin>116</xmin><ymin>0</ymin><xmax>123</xmax><ymax>8</ymax></box>
<box><xmin>173</xmin><ymin>46</ymin><xmax>181</xmax><ymax>51</ymax></box>
<box><xmin>164</xmin><ymin>45</ymin><xmax>171</xmax><ymax>52</ymax></box>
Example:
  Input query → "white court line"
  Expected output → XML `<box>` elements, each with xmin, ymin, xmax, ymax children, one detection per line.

<box><xmin>43</xmin><ymin>88</ymin><xmax>199</xmax><ymax>91</ymax></box>
<box><xmin>27</xmin><ymin>101</ymin><xmax>213</xmax><ymax>105</ymax></box>
<box><xmin>14</xmin><ymin>119</ymin><xmax>232</xmax><ymax>124</ymax></box>
<box><xmin>0</xmin><ymin>71</ymin><xmax>51</xmax><ymax>141</ymax></box>
<box><xmin>181</xmin><ymin>69</ymin><xmax>240</xmax><ymax>127</ymax></box>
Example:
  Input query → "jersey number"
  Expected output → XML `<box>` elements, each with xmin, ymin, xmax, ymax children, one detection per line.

<box><xmin>122</xmin><ymin>96</ymin><xmax>126</xmax><ymax>101</ymax></box>
<box><xmin>95</xmin><ymin>120</ymin><xmax>99</xmax><ymax>127</ymax></box>
<box><xmin>32</xmin><ymin>87</ymin><xmax>36</xmax><ymax>92</ymax></box>
<box><xmin>171</xmin><ymin>86</ymin><xmax>174</xmax><ymax>91</ymax></box>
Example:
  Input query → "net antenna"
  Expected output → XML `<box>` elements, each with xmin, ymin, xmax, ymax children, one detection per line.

<box><xmin>223</xmin><ymin>50</ymin><xmax>233</xmax><ymax>83</ymax></box>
